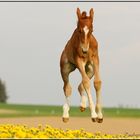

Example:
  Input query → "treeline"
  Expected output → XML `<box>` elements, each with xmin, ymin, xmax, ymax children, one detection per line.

<box><xmin>0</xmin><ymin>79</ymin><xmax>8</xmax><ymax>103</ymax></box>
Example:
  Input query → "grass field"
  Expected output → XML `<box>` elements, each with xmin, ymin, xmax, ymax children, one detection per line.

<box><xmin>0</xmin><ymin>103</ymin><xmax>140</xmax><ymax>118</ymax></box>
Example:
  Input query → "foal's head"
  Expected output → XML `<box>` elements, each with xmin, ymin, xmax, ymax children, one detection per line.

<box><xmin>77</xmin><ymin>8</ymin><xmax>94</xmax><ymax>53</ymax></box>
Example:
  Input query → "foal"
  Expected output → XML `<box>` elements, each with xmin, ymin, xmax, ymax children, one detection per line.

<box><xmin>60</xmin><ymin>8</ymin><xmax>103</xmax><ymax>123</ymax></box>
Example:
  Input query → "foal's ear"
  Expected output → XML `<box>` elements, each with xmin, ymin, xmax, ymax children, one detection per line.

<box><xmin>89</xmin><ymin>8</ymin><xmax>94</xmax><ymax>21</ymax></box>
<box><xmin>77</xmin><ymin>8</ymin><xmax>81</xmax><ymax>20</ymax></box>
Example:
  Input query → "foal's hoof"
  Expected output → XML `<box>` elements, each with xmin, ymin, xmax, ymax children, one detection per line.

<box><xmin>91</xmin><ymin>118</ymin><xmax>97</xmax><ymax>122</ymax></box>
<box><xmin>62</xmin><ymin>117</ymin><xmax>69</xmax><ymax>123</ymax></box>
<box><xmin>97</xmin><ymin>118</ymin><xmax>103</xmax><ymax>123</ymax></box>
<box><xmin>80</xmin><ymin>106</ymin><xmax>86</xmax><ymax>112</ymax></box>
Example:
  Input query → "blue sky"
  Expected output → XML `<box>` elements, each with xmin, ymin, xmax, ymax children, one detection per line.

<box><xmin>0</xmin><ymin>2</ymin><xmax>140</xmax><ymax>107</ymax></box>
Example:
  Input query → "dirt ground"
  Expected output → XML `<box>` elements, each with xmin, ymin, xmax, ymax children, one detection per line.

<box><xmin>0</xmin><ymin>117</ymin><xmax>140</xmax><ymax>135</ymax></box>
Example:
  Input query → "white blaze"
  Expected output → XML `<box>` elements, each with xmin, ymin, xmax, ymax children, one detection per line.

<box><xmin>83</xmin><ymin>26</ymin><xmax>89</xmax><ymax>39</ymax></box>
<box><xmin>80</xmin><ymin>26</ymin><xmax>89</xmax><ymax>52</ymax></box>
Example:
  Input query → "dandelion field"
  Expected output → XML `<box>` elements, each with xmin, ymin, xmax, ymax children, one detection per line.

<box><xmin>0</xmin><ymin>124</ymin><xmax>139</xmax><ymax>139</ymax></box>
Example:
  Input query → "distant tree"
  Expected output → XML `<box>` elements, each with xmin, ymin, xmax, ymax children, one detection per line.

<box><xmin>0</xmin><ymin>79</ymin><xmax>8</xmax><ymax>103</ymax></box>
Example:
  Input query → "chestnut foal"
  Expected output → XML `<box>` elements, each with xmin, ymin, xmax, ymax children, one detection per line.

<box><xmin>60</xmin><ymin>8</ymin><xmax>103</xmax><ymax>123</ymax></box>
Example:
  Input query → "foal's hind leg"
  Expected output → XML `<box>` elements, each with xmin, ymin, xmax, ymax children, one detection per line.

<box><xmin>60</xmin><ymin>61</ymin><xmax>75</xmax><ymax>123</ymax></box>
<box><xmin>93</xmin><ymin>58</ymin><xmax>103</xmax><ymax>123</ymax></box>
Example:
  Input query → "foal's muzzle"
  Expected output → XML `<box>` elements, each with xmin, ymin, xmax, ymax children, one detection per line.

<box><xmin>82</xmin><ymin>48</ymin><xmax>88</xmax><ymax>54</ymax></box>
<box><xmin>80</xmin><ymin>42</ymin><xmax>89</xmax><ymax>54</ymax></box>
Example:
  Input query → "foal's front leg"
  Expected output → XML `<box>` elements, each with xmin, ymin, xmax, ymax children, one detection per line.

<box><xmin>76</xmin><ymin>57</ymin><xmax>97</xmax><ymax>122</ymax></box>
<box><xmin>78</xmin><ymin>63</ymin><xmax>94</xmax><ymax>112</ymax></box>
<box><xmin>78</xmin><ymin>83</ymin><xmax>87</xmax><ymax>112</ymax></box>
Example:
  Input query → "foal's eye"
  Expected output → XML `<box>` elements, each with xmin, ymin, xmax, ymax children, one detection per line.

<box><xmin>79</xmin><ymin>29</ymin><xmax>82</xmax><ymax>33</ymax></box>
<box><xmin>79</xmin><ymin>29</ymin><xmax>83</xmax><ymax>33</ymax></box>
<box><xmin>90</xmin><ymin>30</ymin><xmax>92</xmax><ymax>33</ymax></box>
<box><xmin>90</xmin><ymin>28</ymin><xmax>93</xmax><ymax>33</ymax></box>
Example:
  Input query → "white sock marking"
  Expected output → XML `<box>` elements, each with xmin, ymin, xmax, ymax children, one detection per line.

<box><xmin>80</xmin><ymin>93</ymin><xmax>87</xmax><ymax>108</ymax></box>
<box><xmin>63</xmin><ymin>97</ymin><xmax>70</xmax><ymax>118</ymax></box>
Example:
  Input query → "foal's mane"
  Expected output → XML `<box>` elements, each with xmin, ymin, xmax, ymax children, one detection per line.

<box><xmin>81</xmin><ymin>11</ymin><xmax>90</xmax><ymax>19</ymax></box>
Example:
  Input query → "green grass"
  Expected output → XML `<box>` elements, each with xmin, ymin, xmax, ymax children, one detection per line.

<box><xmin>0</xmin><ymin>103</ymin><xmax>140</xmax><ymax>118</ymax></box>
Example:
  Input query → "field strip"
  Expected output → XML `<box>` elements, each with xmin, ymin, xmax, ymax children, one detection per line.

<box><xmin>0</xmin><ymin>109</ymin><xmax>21</xmax><ymax>114</ymax></box>
<box><xmin>0</xmin><ymin>116</ymin><xmax>139</xmax><ymax>135</ymax></box>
